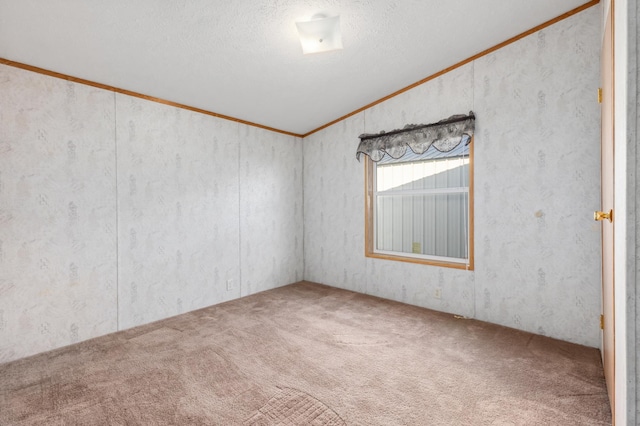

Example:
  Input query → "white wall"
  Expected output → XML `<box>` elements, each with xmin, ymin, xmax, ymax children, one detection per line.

<box><xmin>0</xmin><ymin>64</ymin><xmax>303</xmax><ymax>363</ymax></box>
<box><xmin>115</xmin><ymin>95</ymin><xmax>242</xmax><ymax>329</ymax></box>
<box><xmin>304</xmin><ymin>7</ymin><xmax>602</xmax><ymax>347</ymax></box>
<box><xmin>621</xmin><ymin>0</ymin><xmax>638</xmax><ymax>421</ymax></box>
<box><xmin>239</xmin><ymin>125</ymin><xmax>304</xmax><ymax>296</ymax></box>
<box><xmin>0</xmin><ymin>66</ymin><xmax>118</xmax><ymax>362</ymax></box>
<box><xmin>633</xmin><ymin>1</ymin><xmax>639</xmax><ymax>414</ymax></box>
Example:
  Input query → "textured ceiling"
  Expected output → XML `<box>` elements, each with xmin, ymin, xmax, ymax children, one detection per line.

<box><xmin>0</xmin><ymin>0</ymin><xmax>590</xmax><ymax>135</ymax></box>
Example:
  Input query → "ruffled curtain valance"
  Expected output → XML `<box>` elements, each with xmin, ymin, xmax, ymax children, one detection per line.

<box><xmin>356</xmin><ymin>112</ymin><xmax>475</xmax><ymax>162</ymax></box>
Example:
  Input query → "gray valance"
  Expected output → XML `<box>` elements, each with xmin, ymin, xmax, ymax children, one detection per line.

<box><xmin>356</xmin><ymin>111</ymin><xmax>475</xmax><ymax>162</ymax></box>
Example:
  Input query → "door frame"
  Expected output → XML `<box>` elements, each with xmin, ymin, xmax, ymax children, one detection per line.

<box><xmin>607</xmin><ymin>0</ymin><xmax>631</xmax><ymax>424</ymax></box>
<box><xmin>600</xmin><ymin>1</ymin><xmax>616</xmax><ymax>418</ymax></box>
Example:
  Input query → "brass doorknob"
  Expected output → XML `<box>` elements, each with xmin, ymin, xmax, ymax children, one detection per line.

<box><xmin>594</xmin><ymin>209</ymin><xmax>613</xmax><ymax>222</ymax></box>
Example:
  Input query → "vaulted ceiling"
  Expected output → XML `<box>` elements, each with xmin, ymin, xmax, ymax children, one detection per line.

<box><xmin>0</xmin><ymin>0</ymin><xmax>592</xmax><ymax>135</ymax></box>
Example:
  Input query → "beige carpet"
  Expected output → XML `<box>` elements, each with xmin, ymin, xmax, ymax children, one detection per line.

<box><xmin>0</xmin><ymin>281</ymin><xmax>611</xmax><ymax>425</ymax></box>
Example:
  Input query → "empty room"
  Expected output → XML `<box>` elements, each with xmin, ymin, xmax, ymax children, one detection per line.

<box><xmin>0</xmin><ymin>0</ymin><xmax>638</xmax><ymax>424</ymax></box>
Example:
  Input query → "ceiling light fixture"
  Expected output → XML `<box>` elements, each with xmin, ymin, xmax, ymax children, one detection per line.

<box><xmin>295</xmin><ymin>14</ymin><xmax>343</xmax><ymax>55</ymax></box>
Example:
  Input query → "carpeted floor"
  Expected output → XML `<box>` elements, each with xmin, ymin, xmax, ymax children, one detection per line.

<box><xmin>0</xmin><ymin>281</ymin><xmax>611</xmax><ymax>425</ymax></box>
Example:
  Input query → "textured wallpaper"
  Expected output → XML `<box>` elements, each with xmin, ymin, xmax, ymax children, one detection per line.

<box><xmin>115</xmin><ymin>95</ymin><xmax>242</xmax><ymax>329</ymax></box>
<box><xmin>0</xmin><ymin>68</ymin><xmax>304</xmax><ymax>363</ymax></box>
<box><xmin>239</xmin><ymin>126</ymin><xmax>303</xmax><ymax>297</ymax></box>
<box><xmin>472</xmin><ymin>9</ymin><xmax>601</xmax><ymax>346</ymax></box>
<box><xmin>0</xmin><ymin>65</ymin><xmax>118</xmax><ymax>363</ymax></box>
<box><xmin>304</xmin><ymin>7</ymin><xmax>602</xmax><ymax>347</ymax></box>
<box><xmin>633</xmin><ymin>1</ymin><xmax>640</xmax><ymax>418</ymax></box>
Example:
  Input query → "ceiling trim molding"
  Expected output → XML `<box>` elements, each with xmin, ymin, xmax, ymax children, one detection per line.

<box><xmin>0</xmin><ymin>57</ymin><xmax>304</xmax><ymax>138</ymax></box>
<box><xmin>301</xmin><ymin>0</ymin><xmax>601</xmax><ymax>138</ymax></box>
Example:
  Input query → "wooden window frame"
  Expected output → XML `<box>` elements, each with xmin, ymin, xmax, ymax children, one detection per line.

<box><xmin>364</xmin><ymin>138</ymin><xmax>474</xmax><ymax>270</ymax></box>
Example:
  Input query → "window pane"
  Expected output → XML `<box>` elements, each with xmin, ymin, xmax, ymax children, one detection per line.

<box><xmin>370</xmin><ymin>141</ymin><xmax>471</xmax><ymax>265</ymax></box>
<box><xmin>375</xmin><ymin>192</ymin><xmax>468</xmax><ymax>259</ymax></box>
<box><xmin>376</xmin><ymin>146</ymin><xmax>469</xmax><ymax>192</ymax></box>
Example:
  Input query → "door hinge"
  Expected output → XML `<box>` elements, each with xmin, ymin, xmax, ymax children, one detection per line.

<box><xmin>600</xmin><ymin>314</ymin><xmax>605</xmax><ymax>330</ymax></box>
<box><xmin>598</xmin><ymin>88</ymin><xmax>603</xmax><ymax>103</ymax></box>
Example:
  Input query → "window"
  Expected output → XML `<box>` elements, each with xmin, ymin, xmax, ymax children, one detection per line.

<box><xmin>364</xmin><ymin>139</ymin><xmax>473</xmax><ymax>269</ymax></box>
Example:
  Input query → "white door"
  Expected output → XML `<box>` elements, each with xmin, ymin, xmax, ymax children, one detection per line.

<box><xmin>598</xmin><ymin>0</ymin><xmax>615</xmax><ymax>417</ymax></box>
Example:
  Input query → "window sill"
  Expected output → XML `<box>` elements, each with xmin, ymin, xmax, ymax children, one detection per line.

<box><xmin>365</xmin><ymin>251</ymin><xmax>474</xmax><ymax>271</ymax></box>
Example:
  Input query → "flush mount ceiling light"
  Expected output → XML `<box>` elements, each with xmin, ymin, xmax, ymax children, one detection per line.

<box><xmin>295</xmin><ymin>14</ymin><xmax>343</xmax><ymax>54</ymax></box>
